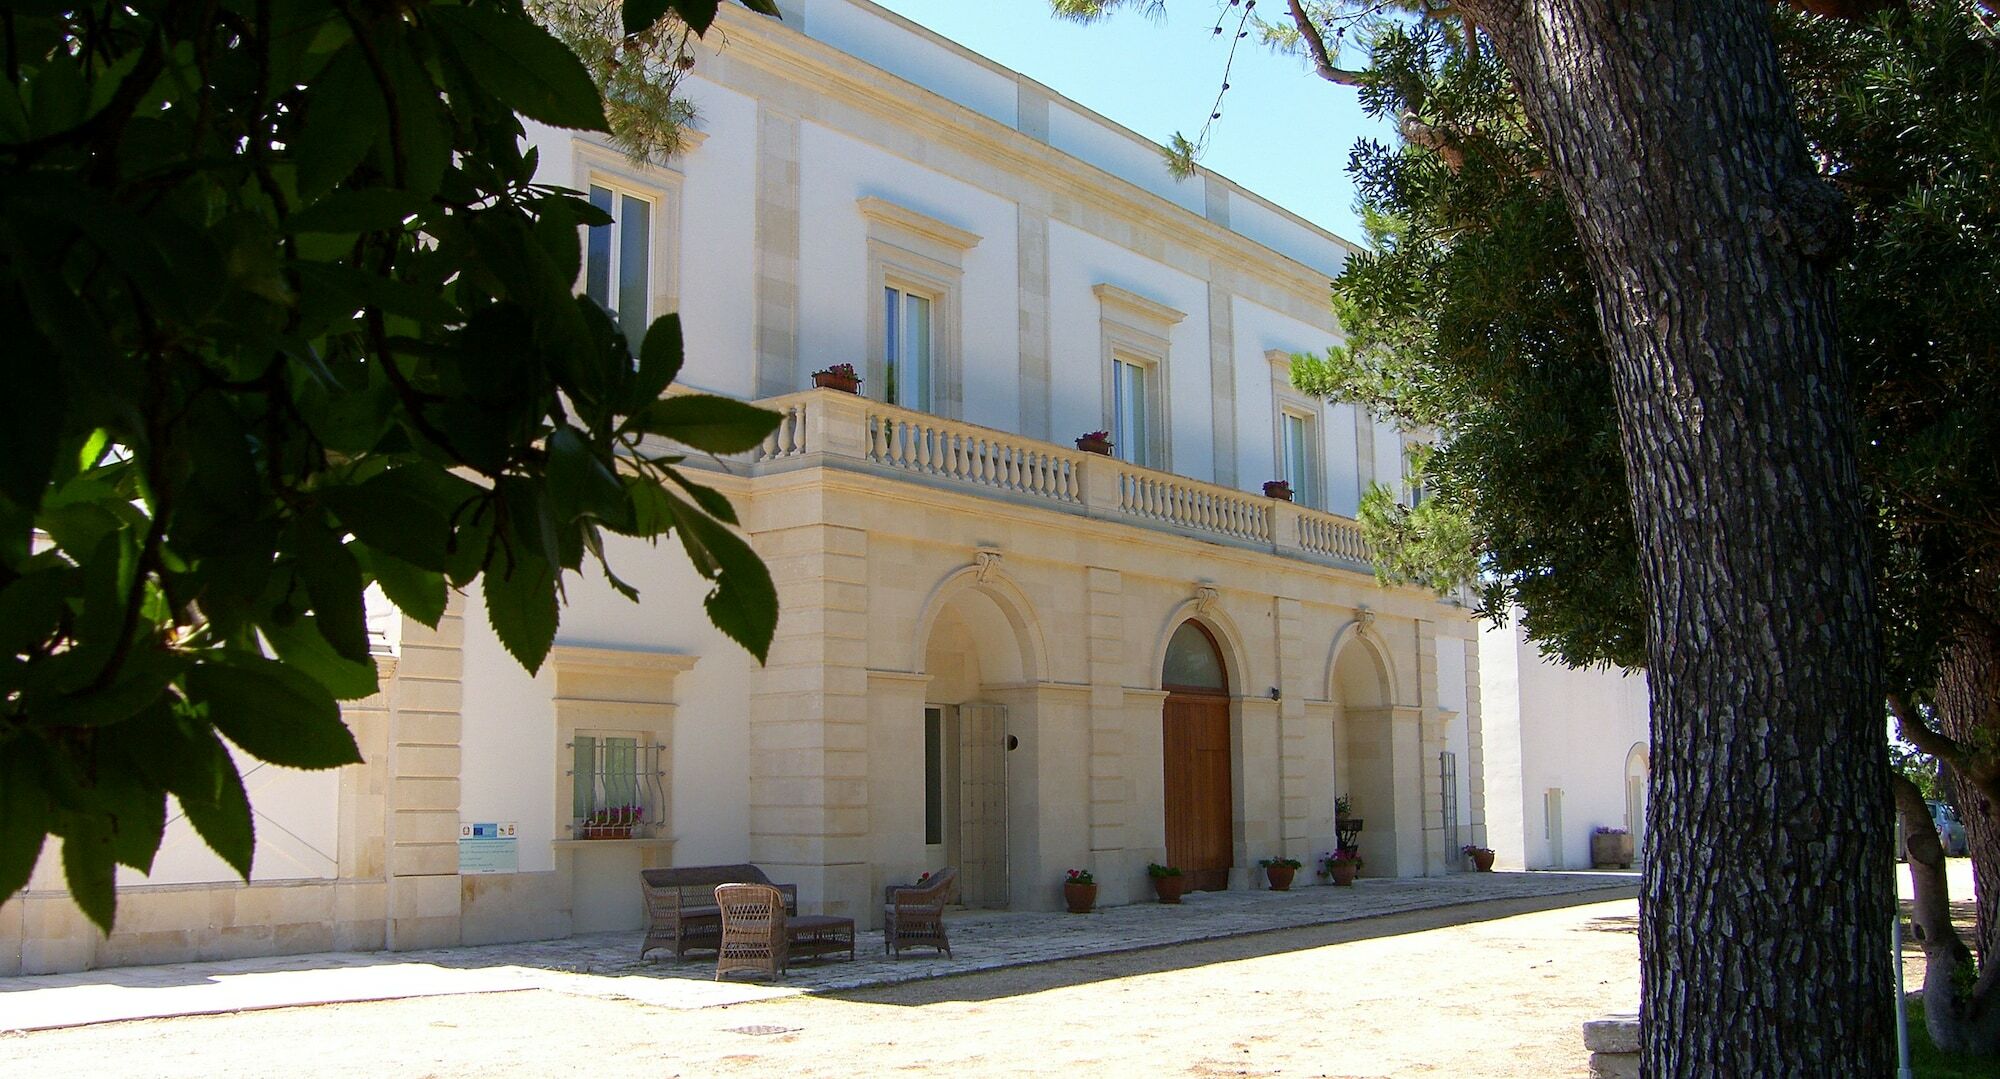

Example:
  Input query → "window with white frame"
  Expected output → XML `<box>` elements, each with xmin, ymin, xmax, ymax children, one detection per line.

<box><xmin>1281</xmin><ymin>409</ymin><xmax>1317</xmax><ymax>505</ymax></box>
<box><xmin>1267</xmin><ymin>349</ymin><xmax>1326</xmax><ymax>508</ymax></box>
<box><xmin>1094</xmin><ymin>284</ymin><xmax>1183</xmax><ymax>471</ymax></box>
<box><xmin>585</xmin><ymin>182</ymin><xmax>654</xmax><ymax>348</ymax></box>
<box><xmin>548</xmin><ymin>645</ymin><xmax>695</xmax><ymax>845</ymax></box>
<box><xmin>569</xmin><ymin>728</ymin><xmax>662</xmax><ymax>839</ymax></box>
<box><xmin>1112</xmin><ymin>354</ymin><xmax>1154</xmax><ymax>467</ymax></box>
<box><xmin>860</xmin><ymin>197</ymin><xmax>979</xmax><ymax>416</ymax></box>
<box><xmin>1403</xmin><ymin>440</ymin><xmax>1427</xmax><ymax>507</ymax></box>
<box><xmin>572</xmin><ymin>138</ymin><xmax>687</xmax><ymax>359</ymax></box>
<box><xmin>883</xmin><ymin>282</ymin><xmax>936</xmax><ymax>409</ymax></box>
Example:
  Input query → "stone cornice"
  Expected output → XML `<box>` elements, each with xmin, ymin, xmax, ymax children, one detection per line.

<box><xmin>707</xmin><ymin>6</ymin><xmax>1343</xmax><ymax>311</ymax></box>
<box><xmin>1093</xmin><ymin>283</ymin><xmax>1187</xmax><ymax>330</ymax></box>
<box><xmin>857</xmin><ymin>196</ymin><xmax>982</xmax><ymax>251</ymax></box>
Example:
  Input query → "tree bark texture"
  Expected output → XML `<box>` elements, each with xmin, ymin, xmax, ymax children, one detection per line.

<box><xmin>1465</xmin><ymin>2</ymin><xmax>1893</xmax><ymax>1074</ymax></box>
<box><xmin>1938</xmin><ymin>612</ymin><xmax>2000</xmax><ymax>969</ymax></box>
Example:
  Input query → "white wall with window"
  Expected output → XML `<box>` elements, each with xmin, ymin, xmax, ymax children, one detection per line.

<box><xmin>1232</xmin><ymin>296</ymin><xmax>1349</xmax><ymax>507</ymax></box>
<box><xmin>1047</xmin><ymin>220</ymin><xmax>1210</xmax><ymax>477</ymax></box>
<box><xmin>795</xmin><ymin>122</ymin><xmax>1018</xmax><ymax>430</ymax></box>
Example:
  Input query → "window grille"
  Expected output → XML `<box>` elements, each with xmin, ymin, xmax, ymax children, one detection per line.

<box><xmin>567</xmin><ymin>736</ymin><xmax>666</xmax><ymax>839</ymax></box>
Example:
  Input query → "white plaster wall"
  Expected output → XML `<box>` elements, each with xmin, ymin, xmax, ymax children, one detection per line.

<box><xmin>457</xmin><ymin>533</ymin><xmax>756</xmax><ymax>874</ymax></box>
<box><xmin>1481</xmin><ymin>617</ymin><xmax>1649</xmax><ymax>870</ymax></box>
<box><xmin>802</xmin><ymin>0</ymin><xmax>1019</xmax><ymax>128</ymax></box>
<box><xmin>1047</xmin><ymin>220</ymin><xmax>1213</xmax><ymax>480</ymax></box>
<box><xmin>796</xmin><ymin>122</ymin><xmax>1021</xmax><ymax>430</ymax></box>
<box><xmin>1231</xmin><ymin>296</ymin><xmax>1342</xmax><ymax>502</ymax></box>
<box><xmin>1477</xmin><ymin>619</ymin><xmax>1526</xmax><ymax>869</ymax></box>
<box><xmin>1046</xmin><ymin>102</ymin><xmax>1206</xmax><ymax>217</ymax></box>
<box><xmin>1327</xmin><ymin>403</ymin><xmax>1362</xmax><ymax>517</ymax></box>
<box><xmin>122</xmin><ymin>759</ymin><xmax>340</xmax><ymax>886</ymax></box>
<box><xmin>1222</xmin><ymin>189</ymin><xmax>1349</xmax><ymax>280</ymax></box>
<box><xmin>1372</xmin><ymin>419</ymin><xmax>1404</xmax><ymax>493</ymax></box>
<box><xmin>673</xmin><ymin>76</ymin><xmax>761</xmax><ymax>398</ymax></box>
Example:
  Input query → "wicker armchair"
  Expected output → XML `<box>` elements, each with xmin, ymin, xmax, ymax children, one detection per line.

<box><xmin>883</xmin><ymin>866</ymin><xmax>957</xmax><ymax>958</ymax></box>
<box><xmin>714</xmin><ymin>882</ymin><xmax>789</xmax><ymax>980</ymax></box>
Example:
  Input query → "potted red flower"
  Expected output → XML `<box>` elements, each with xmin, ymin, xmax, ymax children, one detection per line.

<box><xmin>1062</xmin><ymin>868</ymin><xmax>1098</xmax><ymax>914</ymax></box>
<box><xmin>580</xmin><ymin>804</ymin><xmax>643</xmax><ymax>840</ymax></box>
<box><xmin>812</xmin><ymin>363</ymin><xmax>862</xmax><ymax>393</ymax></box>
<box><xmin>1262</xmin><ymin>480</ymin><xmax>1293</xmax><ymax>501</ymax></box>
<box><xmin>1320</xmin><ymin>848</ymin><xmax>1362</xmax><ymax>886</ymax></box>
<box><xmin>1259</xmin><ymin>856</ymin><xmax>1302</xmax><ymax>891</ymax></box>
<box><xmin>1076</xmin><ymin>430</ymin><xmax>1113</xmax><ymax>455</ymax></box>
<box><xmin>1147</xmin><ymin>862</ymin><xmax>1187</xmax><ymax>904</ymax></box>
<box><xmin>1462</xmin><ymin>844</ymin><xmax>1497</xmax><ymax>872</ymax></box>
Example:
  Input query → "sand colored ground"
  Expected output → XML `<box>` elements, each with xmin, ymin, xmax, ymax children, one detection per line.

<box><xmin>2</xmin><ymin>894</ymin><xmax>1642</xmax><ymax>1079</ymax></box>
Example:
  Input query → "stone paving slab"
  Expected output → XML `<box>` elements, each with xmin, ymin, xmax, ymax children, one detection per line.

<box><xmin>0</xmin><ymin>871</ymin><xmax>1637</xmax><ymax>1032</ymax></box>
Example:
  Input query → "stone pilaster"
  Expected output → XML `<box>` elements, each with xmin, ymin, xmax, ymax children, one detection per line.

<box><xmin>1463</xmin><ymin>637</ymin><xmax>1489</xmax><ymax>849</ymax></box>
<box><xmin>1207</xmin><ymin>281</ymin><xmax>1238</xmax><ymax>488</ymax></box>
<box><xmin>1274</xmin><ymin>598</ymin><xmax>1311</xmax><ymax>854</ymax></box>
<box><xmin>1415</xmin><ymin>619</ymin><xmax>1447</xmax><ymax>875</ymax></box>
<box><xmin>1085</xmin><ymin>567</ymin><xmax>1126</xmax><ymax>860</ymax></box>
<box><xmin>754</xmin><ymin>106</ymin><xmax>801</xmax><ymax>399</ymax></box>
<box><xmin>1018</xmin><ymin>206</ymin><xmax>1052</xmax><ymax>440</ymax></box>
<box><xmin>386</xmin><ymin>598</ymin><xmax>465</xmax><ymax>949</ymax></box>
<box><xmin>748</xmin><ymin>523</ymin><xmax>871</xmax><ymax>917</ymax></box>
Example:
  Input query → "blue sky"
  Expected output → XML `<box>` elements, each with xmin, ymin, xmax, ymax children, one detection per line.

<box><xmin>867</xmin><ymin>0</ymin><xmax>1391</xmax><ymax>243</ymax></box>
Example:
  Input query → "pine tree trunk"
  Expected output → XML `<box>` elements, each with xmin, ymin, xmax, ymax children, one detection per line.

<box><xmin>1937</xmin><ymin>612</ymin><xmax>2000</xmax><ymax>969</ymax></box>
<box><xmin>1466</xmin><ymin>2</ymin><xmax>1893</xmax><ymax>1073</ymax></box>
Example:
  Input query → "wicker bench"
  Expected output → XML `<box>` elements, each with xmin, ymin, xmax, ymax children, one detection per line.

<box><xmin>640</xmin><ymin>865</ymin><xmax>799</xmax><ymax>961</ymax></box>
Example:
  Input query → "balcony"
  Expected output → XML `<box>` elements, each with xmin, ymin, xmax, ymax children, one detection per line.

<box><xmin>697</xmin><ymin>389</ymin><xmax>1372</xmax><ymax>572</ymax></box>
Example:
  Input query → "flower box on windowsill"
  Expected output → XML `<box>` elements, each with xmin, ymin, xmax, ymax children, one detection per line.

<box><xmin>1076</xmin><ymin>432</ymin><xmax>1113</xmax><ymax>455</ymax></box>
<box><xmin>812</xmin><ymin>365</ymin><xmax>863</xmax><ymax>393</ymax></box>
<box><xmin>1263</xmin><ymin>480</ymin><xmax>1294</xmax><ymax>501</ymax></box>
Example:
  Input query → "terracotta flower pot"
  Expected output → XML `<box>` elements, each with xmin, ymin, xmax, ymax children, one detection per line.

<box><xmin>1063</xmin><ymin>882</ymin><xmax>1098</xmax><ymax>914</ymax></box>
<box><xmin>1328</xmin><ymin>861</ymin><xmax>1358</xmax><ymax>886</ymax></box>
<box><xmin>1152</xmin><ymin>874</ymin><xmax>1187</xmax><ymax>904</ymax></box>
<box><xmin>1263</xmin><ymin>480</ymin><xmax>1293</xmax><ymax>501</ymax></box>
<box><xmin>1076</xmin><ymin>435</ymin><xmax>1112</xmax><ymax>455</ymax></box>
<box><xmin>812</xmin><ymin>372</ymin><xmax>861</xmax><ymax>393</ymax></box>
<box><xmin>1471</xmin><ymin>849</ymin><xmax>1496</xmax><ymax>872</ymax></box>
<box><xmin>1264</xmin><ymin>865</ymin><xmax>1297</xmax><ymax>891</ymax></box>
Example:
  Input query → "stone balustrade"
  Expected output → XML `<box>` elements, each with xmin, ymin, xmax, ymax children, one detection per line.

<box><xmin>725</xmin><ymin>388</ymin><xmax>1371</xmax><ymax>572</ymax></box>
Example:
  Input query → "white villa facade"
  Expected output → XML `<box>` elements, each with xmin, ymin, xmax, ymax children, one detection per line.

<box><xmin>2</xmin><ymin>0</ymin><xmax>1490</xmax><ymax>975</ymax></box>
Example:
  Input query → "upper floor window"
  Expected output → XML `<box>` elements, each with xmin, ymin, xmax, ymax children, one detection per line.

<box><xmin>586</xmin><ymin>183</ymin><xmax>653</xmax><ymax>348</ymax></box>
<box><xmin>1403</xmin><ymin>441</ymin><xmax>1427</xmax><ymax>508</ymax></box>
<box><xmin>884</xmin><ymin>283</ymin><xmax>936</xmax><ymax>409</ymax></box>
<box><xmin>1113</xmin><ymin>355</ymin><xmax>1154</xmax><ymax>467</ymax></box>
<box><xmin>1281</xmin><ymin>410</ymin><xmax>1318</xmax><ymax>506</ymax></box>
<box><xmin>572</xmin><ymin>138</ymin><xmax>688</xmax><ymax>359</ymax></box>
<box><xmin>860</xmin><ymin>197</ymin><xmax>979</xmax><ymax>417</ymax></box>
<box><xmin>1094</xmin><ymin>284</ymin><xmax>1184</xmax><ymax>472</ymax></box>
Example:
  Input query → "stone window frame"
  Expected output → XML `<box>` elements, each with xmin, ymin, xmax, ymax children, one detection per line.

<box><xmin>572</xmin><ymin>137</ymin><xmax>695</xmax><ymax>331</ymax></box>
<box><xmin>859</xmin><ymin>197</ymin><xmax>980</xmax><ymax>417</ymax></box>
<box><xmin>548</xmin><ymin>645</ymin><xmax>698</xmax><ymax>844</ymax></box>
<box><xmin>1400</xmin><ymin>435</ymin><xmax>1428</xmax><ymax>508</ymax></box>
<box><xmin>1094</xmin><ymin>283</ymin><xmax>1184</xmax><ymax>472</ymax></box>
<box><xmin>1267</xmin><ymin>348</ymin><xmax>1326</xmax><ymax>508</ymax></box>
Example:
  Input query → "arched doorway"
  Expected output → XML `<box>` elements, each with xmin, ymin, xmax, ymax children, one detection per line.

<box><xmin>1624</xmin><ymin>744</ymin><xmax>1650</xmax><ymax>867</ymax></box>
<box><xmin>1163</xmin><ymin>621</ymin><xmax>1232</xmax><ymax>891</ymax></box>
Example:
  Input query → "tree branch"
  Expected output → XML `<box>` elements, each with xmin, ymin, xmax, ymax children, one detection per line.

<box><xmin>1890</xmin><ymin>691</ymin><xmax>1972</xmax><ymax>768</ymax></box>
<box><xmin>1286</xmin><ymin>0</ymin><xmax>1367</xmax><ymax>86</ymax></box>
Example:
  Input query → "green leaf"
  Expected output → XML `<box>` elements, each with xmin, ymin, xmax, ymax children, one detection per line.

<box><xmin>265</xmin><ymin>616</ymin><xmax>382</xmax><ymax>700</ymax></box>
<box><xmin>319</xmin><ymin>466</ymin><xmax>480</xmax><ymax>573</ymax></box>
<box><xmin>547</xmin><ymin>425</ymin><xmax>628</xmax><ymax>525</ymax></box>
<box><xmin>286</xmin><ymin>190</ymin><xmax>428</xmax><ymax>234</ymax></box>
<box><xmin>355</xmin><ymin>543</ymin><xmax>448</xmax><ymax>629</ymax></box>
<box><xmin>483</xmin><ymin>551</ymin><xmax>559</xmax><ymax>673</ymax></box>
<box><xmin>57</xmin><ymin>812</ymin><xmax>117</xmax><ymax>932</ymax></box>
<box><xmin>102</xmin><ymin>775</ymin><xmax>167</xmax><ymax>873</ymax></box>
<box><xmin>628</xmin><ymin>0</ymin><xmax>716</xmax><ymax>37</ymax></box>
<box><xmin>0</xmin><ymin>323</ymin><xmax>65</xmax><ymax>509</ymax></box>
<box><xmin>180</xmin><ymin>758</ymin><xmax>255</xmax><ymax>880</ymax></box>
<box><xmin>667</xmin><ymin>467</ymin><xmax>739</xmax><ymax>525</ymax></box>
<box><xmin>626</xmin><ymin>395</ymin><xmax>781</xmax><ymax>454</ymax></box>
<box><xmin>428</xmin><ymin>7</ymin><xmax>609</xmax><ymax>131</ymax></box>
<box><xmin>660</xmin><ymin>488</ymin><xmax>776</xmax><ymax>662</ymax></box>
<box><xmin>631</xmin><ymin>313</ymin><xmax>685</xmax><ymax>409</ymax></box>
<box><xmin>296</xmin><ymin>42</ymin><xmax>384</xmax><ymax>200</ymax></box>
<box><xmin>291</xmin><ymin>519</ymin><xmax>370</xmax><ymax>662</ymax></box>
<box><xmin>186</xmin><ymin>655</ymin><xmax>362</xmax><ymax>770</ymax></box>
<box><xmin>0</xmin><ymin>748</ymin><xmax>49</xmax><ymax>904</ymax></box>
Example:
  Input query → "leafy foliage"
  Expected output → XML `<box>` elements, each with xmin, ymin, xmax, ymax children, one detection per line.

<box><xmin>0</xmin><ymin>0</ymin><xmax>780</xmax><ymax>929</ymax></box>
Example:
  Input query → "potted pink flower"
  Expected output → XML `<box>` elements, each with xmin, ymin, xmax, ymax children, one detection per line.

<box><xmin>1063</xmin><ymin>868</ymin><xmax>1098</xmax><ymax>913</ymax></box>
<box><xmin>1076</xmin><ymin>430</ymin><xmax>1113</xmax><ymax>455</ymax></box>
<box><xmin>812</xmin><ymin>363</ymin><xmax>862</xmax><ymax>392</ymax></box>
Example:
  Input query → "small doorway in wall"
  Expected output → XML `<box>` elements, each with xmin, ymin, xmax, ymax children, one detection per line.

<box><xmin>1163</xmin><ymin>621</ymin><xmax>1233</xmax><ymax>892</ymax></box>
<box><xmin>1545</xmin><ymin>787</ymin><xmax>1566</xmax><ymax>869</ymax></box>
<box><xmin>926</xmin><ymin>702</ymin><xmax>1010</xmax><ymax>908</ymax></box>
<box><xmin>1624</xmin><ymin>745</ymin><xmax>1650</xmax><ymax>867</ymax></box>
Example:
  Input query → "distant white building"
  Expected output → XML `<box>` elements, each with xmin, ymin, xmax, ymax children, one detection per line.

<box><xmin>1480</xmin><ymin>617</ymin><xmax>1649</xmax><ymax>871</ymax></box>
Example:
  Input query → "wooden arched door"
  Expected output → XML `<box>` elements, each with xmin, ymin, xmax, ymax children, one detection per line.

<box><xmin>1163</xmin><ymin>621</ymin><xmax>1232</xmax><ymax>891</ymax></box>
